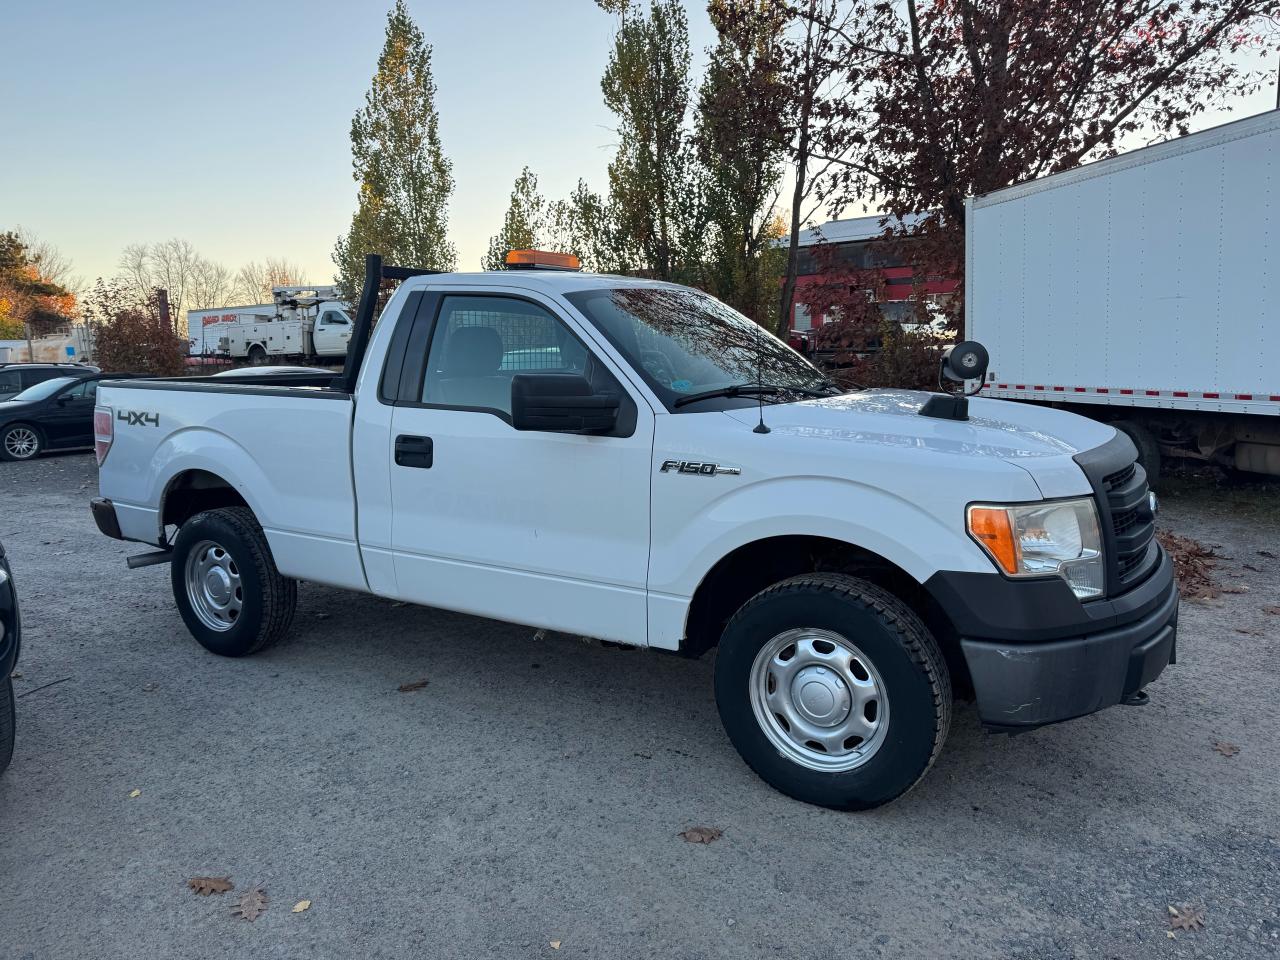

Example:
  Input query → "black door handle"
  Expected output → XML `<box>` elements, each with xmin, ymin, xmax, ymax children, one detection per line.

<box><xmin>394</xmin><ymin>434</ymin><xmax>433</xmax><ymax>468</ymax></box>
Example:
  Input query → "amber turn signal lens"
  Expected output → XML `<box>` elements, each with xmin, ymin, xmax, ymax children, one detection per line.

<box><xmin>967</xmin><ymin>506</ymin><xmax>1019</xmax><ymax>574</ymax></box>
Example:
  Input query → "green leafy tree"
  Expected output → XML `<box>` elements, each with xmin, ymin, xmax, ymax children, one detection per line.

<box><xmin>546</xmin><ymin>179</ymin><xmax>627</xmax><ymax>273</ymax></box>
<box><xmin>698</xmin><ymin>0</ymin><xmax>790</xmax><ymax>323</ymax></box>
<box><xmin>333</xmin><ymin>0</ymin><xmax>456</xmax><ymax>297</ymax></box>
<box><xmin>482</xmin><ymin>167</ymin><xmax>546</xmax><ymax>270</ymax></box>
<box><xmin>600</xmin><ymin>0</ymin><xmax>708</xmax><ymax>282</ymax></box>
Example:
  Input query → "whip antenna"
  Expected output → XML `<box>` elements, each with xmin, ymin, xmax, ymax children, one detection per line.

<box><xmin>752</xmin><ymin>314</ymin><xmax>770</xmax><ymax>434</ymax></box>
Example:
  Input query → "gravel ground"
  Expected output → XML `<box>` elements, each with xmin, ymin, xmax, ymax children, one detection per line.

<box><xmin>1</xmin><ymin>452</ymin><xmax>1278</xmax><ymax>960</ymax></box>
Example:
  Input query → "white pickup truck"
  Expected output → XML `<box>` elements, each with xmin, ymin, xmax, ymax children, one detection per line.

<box><xmin>90</xmin><ymin>253</ymin><xmax>1178</xmax><ymax>810</ymax></box>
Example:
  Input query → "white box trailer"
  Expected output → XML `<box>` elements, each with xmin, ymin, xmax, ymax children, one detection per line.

<box><xmin>966</xmin><ymin>109</ymin><xmax>1280</xmax><ymax>481</ymax></box>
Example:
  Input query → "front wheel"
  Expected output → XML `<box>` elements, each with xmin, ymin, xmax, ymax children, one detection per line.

<box><xmin>170</xmin><ymin>507</ymin><xmax>296</xmax><ymax>657</ymax></box>
<box><xmin>714</xmin><ymin>573</ymin><xmax>951</xmax><ymax>810</ymax></box>
<box><xmin>0</xmin><ymin>424</ymin><xmax>42</xmax><ymax>461</ymax></box>
<box><xmin>0</xmin><ymin>674</ymin><xmax>14</xmax><ymax>775</ymax></box>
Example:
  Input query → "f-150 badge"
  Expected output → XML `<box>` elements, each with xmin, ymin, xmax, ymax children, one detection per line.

<box><xmin>659</xmin><ymin>459</ymin><xmax>741</xmax><ymax>476</ymax></box>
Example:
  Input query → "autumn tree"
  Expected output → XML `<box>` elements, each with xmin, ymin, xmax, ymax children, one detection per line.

<box><xmin>697</xmin><ymin>0</ymin><xmax>791</xmax><ymax>323</ymax></box>
<box><xmin>0</xmin><ymin>231</ymin><xmax>77</xmax><ymax>340</ymax></box>
<box><xmin>482</xmin><ymin>167</ymin><xmax>546</xmax><ymax>270</ymax></box>
<box><xmin>821</xmin><ymin>0</ymin><xmax>1280</xmax><ymax>323</ymax></box>
<box><xmin>81</xmin><ymin>278</ymin><xmax>186</xmax><ymax>376</ymax></box>
<box><xmin>333</xmin><ymin>0</ymin><xmax>456</xmax><ymax>297</ymax></box>
<box><xmin>233</xmin><ymin>258</ymin><xmax>308</xmax><ymax>303</ymax></box>
<box><xmin>599</xmin><ymin>0</ymin><xmax>708</xmax><ymax>282</ymax></box>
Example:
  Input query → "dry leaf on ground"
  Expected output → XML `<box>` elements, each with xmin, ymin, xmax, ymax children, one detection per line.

<box><xmin>1263</xmin><ymin>606</ymin><xmax>1280</xmax><ymax>616</ymax></box>
<box><xmin>549</xmin><ymin>941</ymin><xmax>562</xmax><ymax>950</ymax></box>
<box><xmin>232</xmin><ymin>887</ymin><xmax>268</xmax><ymax>922</ymax></box>
<box><xmin>678</xmin><ymin>826</ymin><xmax>723</xmax><ymax>844</ymax></box>
<box><xmin>1258</xmin><ymin>550</ymin><xmax>1277</xmax><ymax>559</ymax></box>
<box><xmin>1157</xmin><ymin>531</ymin><xmax>1220</xmax><ymax>599</ymax></box>
<box><xmin>292</xmin><ymin>899</ymin><xmax>311</xmax><ymax>913</ymax></box>
<box><xmin>188</xmin><ymin>876</ymin><xmax>234</xmax><ymax>895</ymax></box>
<box><xmin>1168</xmin><ymin>904</ymin><xmax>1205</xmax><ymax>932</ymax></box>
<box><xmin>1221</xmin><ymin>584</ymin><xmax>1249</xmax><ymax>594</ymax></box>
<box><xmin>128</xmin><ymin>789</ymin><xmax>141</xmax><ymax>798</ymax></box>
<box><xmin>1213</xmin><ymin>741</ymin><xmax>1241</xmax><ymax>757</ymax></box>
<box><xmin>398</xmin><ymin>678</ymin><xmax>429</xmax><ymax>692</ymax></box>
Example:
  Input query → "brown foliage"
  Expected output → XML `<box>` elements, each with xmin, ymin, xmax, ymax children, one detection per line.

<box><xmin>82</xmin><ymin>278</ymin><xmax>187</xmax><ymax>376</ymax></box>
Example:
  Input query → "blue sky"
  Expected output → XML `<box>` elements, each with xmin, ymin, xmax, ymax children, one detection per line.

<box><xmin>1</xmin><ymin>0</ymin><xmax>716</xmax><ymax>286</ymax></box>
<box><xmin>2</xmin><ymin>1</ymin><xmax>1274</xmax><ymax>291</ymax></box>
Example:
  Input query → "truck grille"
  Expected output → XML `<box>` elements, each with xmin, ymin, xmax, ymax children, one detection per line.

<box><xmin>1074</xmin><ymin>435</ymin><xmax>1159</xmax><ymax>596</ymax></box>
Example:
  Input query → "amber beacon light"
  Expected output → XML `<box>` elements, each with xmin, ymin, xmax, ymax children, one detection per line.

<box><xmin>505</xmin><ymin>249</ymin><xmax>581</xmax><ymax>271</ymax></box>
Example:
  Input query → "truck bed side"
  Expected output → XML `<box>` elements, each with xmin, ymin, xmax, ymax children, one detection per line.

<box><xmin>96</xmin><ymin>378</ymin><xmax>367</xmax><ymax>592</ymax></box>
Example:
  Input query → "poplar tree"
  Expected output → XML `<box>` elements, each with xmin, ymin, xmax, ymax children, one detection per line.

<box><xmin>482</xmin><ymin>167</ymin><xmax>546</xmax><ymax>270</ymax></box>
<box><xmin>333</xmin><ymin>0</ymin><xmax>456</xmax><ymax>296</ymax></box>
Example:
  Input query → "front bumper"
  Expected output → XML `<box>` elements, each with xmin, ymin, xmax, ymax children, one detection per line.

<box><xmin>926</xmin><ymin>547</ymin><xmax>1178</xmax><ymax>730</ymax></box>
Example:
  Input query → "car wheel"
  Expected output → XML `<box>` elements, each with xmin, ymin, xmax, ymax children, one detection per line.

<box><xmin>0</xmin><ymin>424</ymin><xmax>43</xmax><ymax>461</ymax></box>
<box><xmin>714</xmin><ymin>572</ymin><xmax>951</xmax><ymax>810</ymax></box>
<box><xmin>247</xmin><ymin>345</ymin><xmax>268</xmax><ymax>366</ymax></box>
<box><xmin>0</xmin><ymin>673</ymin><xmax>14</xmax><ymax>775</ymax></box>
<box><xmin>170</xmin><ymin>506</ymin><xmax>297</xmax><ymax>657</ymax></box>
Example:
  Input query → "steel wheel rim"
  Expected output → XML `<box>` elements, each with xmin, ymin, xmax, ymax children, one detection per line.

<box><xmin>184</xmin><ymin>539</ymin><xmax>243</xmax><ymax>632</ymax></box>
<box><xmin>4</xmin><ymin>427</ymin><xmax>38</xmax><ymax>459</ymax></box>
<box><xmin>749</xmin><ymin>627</ymin><xmax>889</xmax><ymax>772</ymax></box>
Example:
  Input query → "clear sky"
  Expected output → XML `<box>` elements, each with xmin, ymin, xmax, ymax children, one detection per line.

<box><xmin>2</xmin><ymin>1</ymin><xmax>1275</xmax><ymax>293</ymax></box>
<box><xmin>0</xmin><ymin>0</ymin><xmax>716</xmax><ymax>288</ymax></box>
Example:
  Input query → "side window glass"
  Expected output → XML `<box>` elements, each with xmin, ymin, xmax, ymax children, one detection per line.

<box><xmin>319</xmin><ymin>310</ymin><xmax>348</xmax><ymax>326</ymax></box>
<box><xmin>421</xmin><ymin>296</ymin><xmax>592</xmax><ymax>417</ymax></box>
<box><xmin>62</xmin><ymin>380</ymin><xmax>89</xmax><ymax>399</ymax></box>
<box><xmin>0</xmin><ymin>371</ymin><xmax>19</xmax><ymax>393</ymax></box>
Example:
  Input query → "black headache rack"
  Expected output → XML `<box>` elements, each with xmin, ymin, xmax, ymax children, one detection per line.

<box><xmin>340</xmin><ymin>254</ymin><xmax>444</xmax><ymax>394</ymax></box>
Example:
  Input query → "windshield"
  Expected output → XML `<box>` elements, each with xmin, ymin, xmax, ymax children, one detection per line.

<box><xmin>565</xmin><ymin>287</ymin><xmax>831</xmax><ymax>410</ymax></box>
<box><xmin>7</xmin><ymin>376</ymin><xmax>76</xmax><ymax>402</ymax></box>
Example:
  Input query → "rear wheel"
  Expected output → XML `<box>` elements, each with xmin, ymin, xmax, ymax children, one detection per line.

<box><xmin>0</xmin><ymin>674</ymin><xmax>14</xmax><ymax>775</ymax></box>
<box><xmin>170</xmin><ymin>507</ymin><xmax>296</xmax><ymax>657</ymax></box>
<box><xmin>714</xmin><ymin>573</ymin><xmax>951</xmax><ymax>810</ymax></box>
<box><xmin>0</xmin><ymin>424</ymin><xmax>42</xmax><ymax>461</ymax></box>
<box><xmin>247</xmin><ymin>345</ymin><xmax>268</xmax><ymax>366</ymax></box>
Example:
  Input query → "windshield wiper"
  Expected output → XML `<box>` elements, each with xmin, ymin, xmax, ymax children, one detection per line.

<box><xmin>672</xmin><ymin>384</ymin><xmax>783</xmax><ymax>408</ymax></box>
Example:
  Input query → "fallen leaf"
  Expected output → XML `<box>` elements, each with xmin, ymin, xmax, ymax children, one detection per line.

<box><xmin>398</xmin><ymin>678</ymin><xmax>429</xmax><ymax>692</ymax></box>
<box><xmin>1213</xmin><ymin>741</ymin><xmax>1240</xmax><ymax>757</ymax></box>
<box><xmin>232</xmin><ymin>887</ymin><xmax>268</xmax><ymax>922</ymax></box>
<box><xmin>1166</xmin><ymin>930</ymin><xmax>1177</xmax><ymax>940</ymax></box>
<box><xmin>292</xmin><ymin>899</ymin><xmax>311</xmax><ymax>913</ymax></box>
<box><xmin>1258</xmin><ymin>550</ymin><xmax>1277</xmax><ymax>559</ymax></box>
<box><xmin>1243</xmin><ymin>563</ymin><xmax>1262</xmax><ymax>572</ymax></box>
<box><xmin>128</xmin><ymin>789</ymin><xmax>141</xmax><ymax>798</ymax></box>
<box><xmin>9</xmin><ymin>671</ymin><xmax>21</xmax><ymax>679</ymax></box>
<box><xmin>1168</xmin><ymin>903</ymin><xmax>1205</xmax><ymax>932</ymax></box>
<box><xmin>188</xmin><ymin>876</ymin><xmax>234</xmax><ymax>896</ymax></box>
<box><xmin>549</xmin><ymin>940</ymin><xmax>561</xmax><ymax>950</ymax></box>
<box><xmin>1235</xmin><ymin>628</ymin><xmax>1263</xmax><ymax>636</ymax></box>
<box><xmin>1263</xmin><ymin>606</ymin><xmax>1280</xmax><ymax>616</ymax></box>
<box><xmin>1220</xmin><ymin>584</ymin><xmax>1249</xmax><ymax>594</ymax></box>
<box><xmin>678</xmin><ymin>826</ymin><xmax>723</xmax><ymax>844</ymax></box>
<box><xmin>1157</xmin><ymin>531</ymin><xmax>1221</xmax><ymax>599</ymax></box>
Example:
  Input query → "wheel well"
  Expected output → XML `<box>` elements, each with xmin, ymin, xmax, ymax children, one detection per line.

<box><xmin>161</xmin><ymin>470</ymin><xmax>251</xmax><ymax>537</ymax></box>
<box><xmin>681</xmin><ymin>535</ymin><xmax>972</xmax><ymax>696</ymax></box>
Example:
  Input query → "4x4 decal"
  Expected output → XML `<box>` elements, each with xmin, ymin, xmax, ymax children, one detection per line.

<box><xmin>117</xmin><ymin>410</ymin><xmax>159</xmax><ymax>427</ymax></box>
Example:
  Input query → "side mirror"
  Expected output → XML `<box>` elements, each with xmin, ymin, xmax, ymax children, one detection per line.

<box><xmin>940</xmin><ymin>340</ymin><xmax>989</xmax><ymax>383</ymax></box>
<box><xmin>511</xmin><ymin>373</ymin><xmax>619</xmax><ymax>434</ymax></box>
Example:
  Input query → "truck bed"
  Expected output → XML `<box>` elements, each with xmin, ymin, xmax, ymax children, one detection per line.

<box><xmin>96</xmin><ymin>374</ymin><xmax>366</xmax><ymax>592</ymax></box>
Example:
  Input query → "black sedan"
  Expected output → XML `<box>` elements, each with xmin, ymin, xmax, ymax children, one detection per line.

<box><xmin>1</xmin><ymin>540</ymin><xmax>18</xmax><ymax>774</ymax></box>
<box><xmin>0</xmin><ymin>373</ymin><xmax>133</xmax><ymax>462</ymax></box>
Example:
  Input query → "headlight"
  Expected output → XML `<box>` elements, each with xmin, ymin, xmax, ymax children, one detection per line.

<box><xmin>966</xmin><ymin>497</ymin><xmax>1105</xmax><ymax>600</ymax></box>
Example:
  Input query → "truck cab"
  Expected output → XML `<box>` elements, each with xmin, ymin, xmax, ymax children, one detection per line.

<box><xmin>89</xmin><ymin>253</ymin><xmax>1178</xmax><ymax>810</ymax></box>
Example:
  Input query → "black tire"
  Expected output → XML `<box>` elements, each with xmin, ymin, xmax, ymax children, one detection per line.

<box><xmin>714</xmin><ymin>573</ymin><xmax>951</xmax><ymax>810</ymax></box>
<box><xmin>170</xmin><ymin>507</ymin><xmax>296</xmax><ymax>657</ymax></box>
<box><xmin>247</xmin><ymin>345</ymin><xmax>268</xmax><ymax>366</ymax></box>
<box><xmin>0</xmin><ymin>423</ymin><xmax>43</xmax><ymax>462</ymax></box>
<box><xmin>0</xmin><ymin>674</ymin><xmax>14</xmax><ymax>776</ymax></box>
<box><xmin>1113</xmin><ymin>419</ymin><xmax>1162</xmax><ymax>488</ymax></box>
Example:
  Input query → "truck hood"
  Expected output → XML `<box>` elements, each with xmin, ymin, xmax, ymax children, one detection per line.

<box><xmin>721</xmin><ymin>388</ymin><xmax>1117</xmax><ymax>498</ymax></box>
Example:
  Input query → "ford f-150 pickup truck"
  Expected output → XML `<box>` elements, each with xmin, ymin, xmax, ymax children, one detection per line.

<box><xmin>90</xmin><ymin>252</ymin><xmax>1178</xmax><ymax>810</ymax></box>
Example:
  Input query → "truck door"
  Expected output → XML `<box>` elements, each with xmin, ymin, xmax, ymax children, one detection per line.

<box><xmin>313</xmin><ymin>309</ymin><xmax>352</xmax><ymax>357</ymax></box>
<box><xmin>384</xmin><ymin>289</ymin><xmax>654</xmax><ymax>645</ymax></box>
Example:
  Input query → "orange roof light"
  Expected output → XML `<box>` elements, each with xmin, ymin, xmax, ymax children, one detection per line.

<box><xmin>505</xmin><ymin>249</ymin><xmax>581</xmax><ymax>271</ymax></box>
